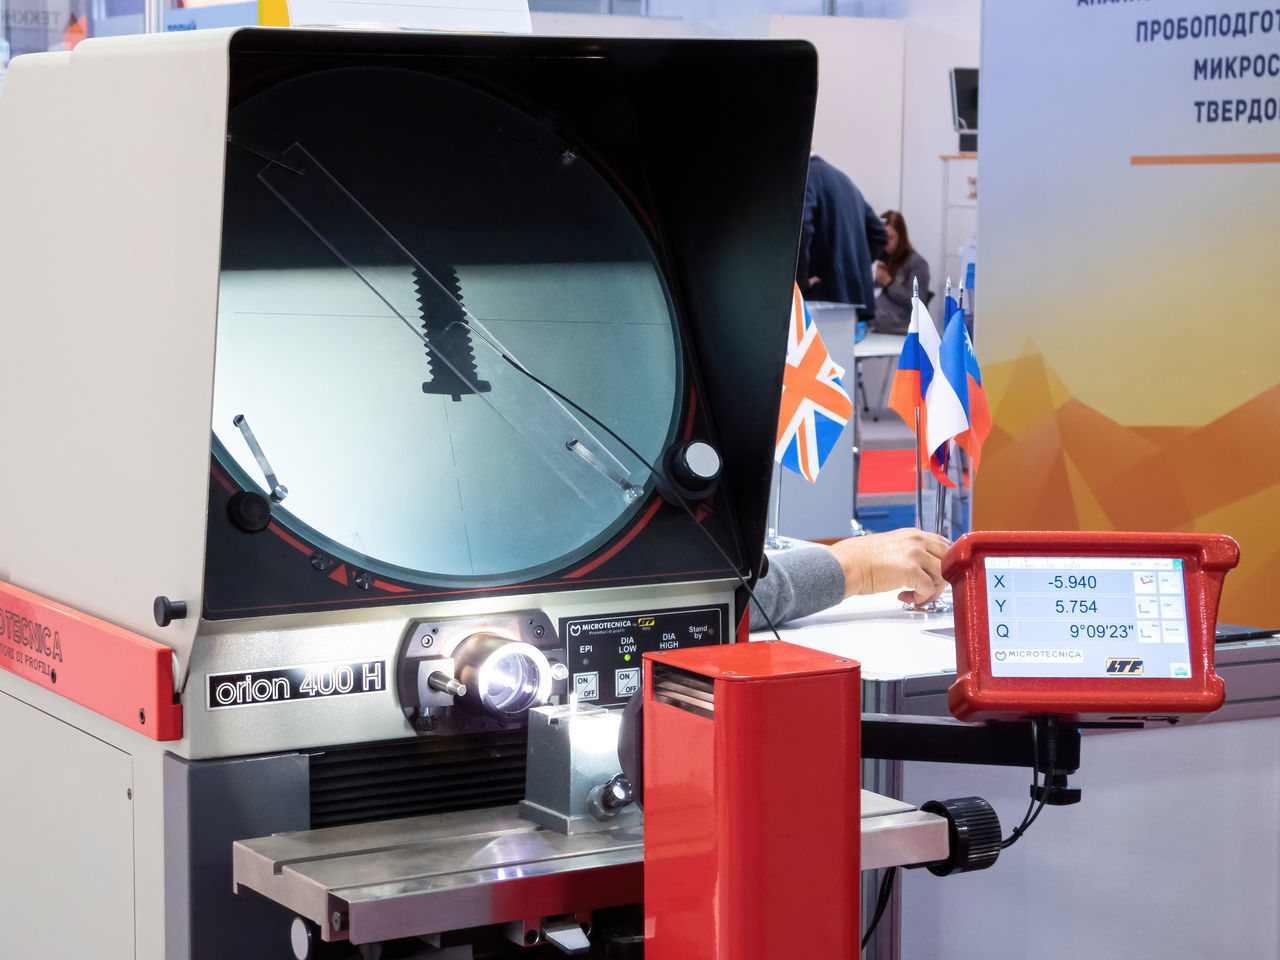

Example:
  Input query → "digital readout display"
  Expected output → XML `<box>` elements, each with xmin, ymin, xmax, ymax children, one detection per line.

<box><xmin>985</xmin><ymin>557</ymin><xmax>1192</xmax><ymax>679</ymax></box>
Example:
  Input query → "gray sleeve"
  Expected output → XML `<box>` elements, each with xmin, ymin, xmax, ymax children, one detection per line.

<box><xmin>750</xmin><ymin>547</ymin><xmax>848</xmax><ymax>628</ymax></box>
<box><xmin>882</xmin><ymin>251</ymin><xmax>931</xmax><ymax>309</ymax></box>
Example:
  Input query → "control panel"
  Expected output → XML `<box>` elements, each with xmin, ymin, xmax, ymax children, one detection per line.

<box><xmin>944</xmin><ymin>531</ymin><xmax>1236</xmax><ymax>722</ymax></box>
<box><xmin>561</xmin><ymin>604</ymin><xmax>728</xmax><ymax>707</ymax></box>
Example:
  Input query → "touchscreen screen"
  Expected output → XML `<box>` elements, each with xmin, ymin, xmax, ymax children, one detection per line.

<box><xmin>984</xmin><ymin>557</ymin><xmax>1191</xmax><ymax>679</ymax></box>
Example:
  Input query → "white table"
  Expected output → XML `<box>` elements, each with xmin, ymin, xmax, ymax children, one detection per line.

<box><xmin>855</xmin><ymin>331</ymin><xmax>907</xmax><ymax>420</ymax></box>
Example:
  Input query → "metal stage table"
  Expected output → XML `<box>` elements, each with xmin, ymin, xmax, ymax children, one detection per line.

<box><xmin>233</xmin><ymin>792</ymin><xmax>948</xmax><ymax>947</ymax></box>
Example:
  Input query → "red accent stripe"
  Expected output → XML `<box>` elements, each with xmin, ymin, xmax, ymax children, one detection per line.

<box><xmin>0</xmin><ymin>581</ymin><xmax>183</xmax><ymax>741</ymax></box>
<box><xmin>373</xmin><ymin>580</ymin><xmax>413</xmax><ymax>594</ymax></box>
<box><xmin>270</xmin><ymin>522</ymin><xmax>313</xmax><ymax>556</ymax></box>
<box><xmin>565</xmin><ymin>498</ymin><xmax>663</xmax><ymax>579</ymax></box>
<box><xmin>682</xmin><ymin>388</ymin><xmax>698</xmax><ymax>441</ymax></box>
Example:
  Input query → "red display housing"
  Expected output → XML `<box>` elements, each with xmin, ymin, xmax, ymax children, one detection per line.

<box><xmin>943</xmin><ymin>531</ymin><xmax>1236</xmax><ymax>722</ymax></box>
<box><xmin>642</xmin><ymin>640</ymin><xmax>861</xmax><ymax>960</ymax></box>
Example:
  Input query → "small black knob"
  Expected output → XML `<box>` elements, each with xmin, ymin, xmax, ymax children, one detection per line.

<box><xmin>227</xmin><ymin>490</ymin><xmax>272</xmax><ymax>533</ymax></box>
<box><xmin>602</xmin><ymin>774</ymin><xmax>634</xmax><ymax>811</ymax></box>
<box><xmin>153</xmin><ymin>596</ymin><xmax>188</xmax><ymax>628</ymax></box>
<box><xmin>670</xmin><ymin>441</ymin><xmax>722</xmax><ymax>490</ymax></box>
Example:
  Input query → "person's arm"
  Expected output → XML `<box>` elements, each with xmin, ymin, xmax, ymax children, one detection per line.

<box><xmin>751</xmin><ymin>529</ymin><xmax>950</xmax><ymax>627</ymax></box>
<box><xmin>827</xmin><ymin>528</ymin><xmax>950</xmax><ymax>606</ymax></box>
<box><xmin>879</xmin><ymin>268</ymin><xmax>914</xmax><ymax>309</ymax></box>
<box><xmin>750</xmin><ymin>547</ymin><xmax>847</xmax><ymax>627</ymax></box>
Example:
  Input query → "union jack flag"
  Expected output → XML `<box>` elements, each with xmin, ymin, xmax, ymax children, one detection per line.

<box><xmin>775</xmin><ymin>285</ymin><xmax>854</xmax><ymax>483</ymax></box>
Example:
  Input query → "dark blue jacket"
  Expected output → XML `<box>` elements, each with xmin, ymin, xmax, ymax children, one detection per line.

<box><xmin>797</xmin><ymin>156</ymin><xmax>887</xmax><ymax>317</ymax></box>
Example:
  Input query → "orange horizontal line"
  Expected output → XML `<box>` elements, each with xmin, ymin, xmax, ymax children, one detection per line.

<box><xmin>1131</xmin><ymin>152</ymin><xmax>1280</xmax><ymax>166</ymax></box>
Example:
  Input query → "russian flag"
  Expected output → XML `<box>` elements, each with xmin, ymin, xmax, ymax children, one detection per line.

<box><xmin>924</xmin><ymin>297</ymin><xmax>969</xmax><ymax>487</ymax></box>
<box><xmin>887</xmin><ymin>291</ymin><xmax>954</xmax><ymax>486</ymax></box>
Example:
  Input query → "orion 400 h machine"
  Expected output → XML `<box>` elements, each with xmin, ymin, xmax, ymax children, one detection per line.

<box><xmin>0</xmin><ymin>27</ymin><xmax>822</xmax><ymax>960</ymax></box>
<box><xmin>0</xmin><ymin>27</ymin><xmax>1235</xmax><ymax>960</ymax></box>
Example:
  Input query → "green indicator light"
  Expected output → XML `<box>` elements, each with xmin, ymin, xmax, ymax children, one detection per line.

<box><xmin>624</xmin><ymin>654</ymin><xmax>632</xmax><ymax>662</ymax></box>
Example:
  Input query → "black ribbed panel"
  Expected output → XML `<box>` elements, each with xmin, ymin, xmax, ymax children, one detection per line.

<box><xmin>308</xmin><ymin>731</ymin><xmax>528</xmax><ymax>829</ymax></box>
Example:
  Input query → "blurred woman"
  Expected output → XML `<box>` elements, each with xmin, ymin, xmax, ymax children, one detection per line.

<box><xmin>872</xmin><ymin>210</ymin><xmax>930</xmax><ymax>335</ymax></box>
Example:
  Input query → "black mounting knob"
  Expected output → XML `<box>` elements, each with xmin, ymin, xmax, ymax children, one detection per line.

<box><xmin>670</xmin><ymin>441</ymin><xmax>722</xmax><ymax>490</ymax></box>
<box><xmin>660</xmin><ymin>441</ymin><xmax>723</xmax><ymax>506</ymax></box>
<box><xmin>919</xmin><ymin>796</ymin><xmax>1002</xmax><ymax>876</ymax></box>
<box><xmin>153</xmin><ymin>596</ymin><xmax>188</xmax><ymax>628</ymax></box>
<box><xmin>227</xmin><ymin>490</ymin><xmax>273</xmax><ymax>533</ymax></box>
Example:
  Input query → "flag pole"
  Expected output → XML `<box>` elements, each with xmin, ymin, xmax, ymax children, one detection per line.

<box><xmin>933</xmin><ymin>277</ymin><xmax>952</xmax><ymax>536</ymax></box>
<box><xmin>914</xmin><ymin>409</ymin><xmax>924</xmax><ymax>530</ymax></box>
<box><xmin>912</xmin><ymin>276</ymin><xmax>924</xmax><ymax>531</ymax></box>
<box><xmin>935</xmin><ymin>441</ymin><xmax>948</xmax><ymax>536</ymax></box>
<box><xmin>766</xmin><ymin>462</ymin><xmax>785</xmax><ymax>549</ymax></box>
<box><xmin>956</xmin><ymin>285</ymin><xmax>969</xmax><ymax>495</ymax></box>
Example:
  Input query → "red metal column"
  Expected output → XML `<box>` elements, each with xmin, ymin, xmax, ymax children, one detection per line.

<box><xmin>643</xmin><ymin>640</ymin><xmax>861</xmax><ymax>959</ymax></box>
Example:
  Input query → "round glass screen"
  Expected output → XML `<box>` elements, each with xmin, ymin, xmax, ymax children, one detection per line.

<box><xmin>213</xmin><ymin>66</ymin><xmax>682</xmax><ymax>587</ymax></box>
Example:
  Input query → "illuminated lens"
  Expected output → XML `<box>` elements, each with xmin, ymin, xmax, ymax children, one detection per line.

<box><xmin>480</xmin><ymin>646</ymin><xmax>549</xmax><ymax>715</ymax></box>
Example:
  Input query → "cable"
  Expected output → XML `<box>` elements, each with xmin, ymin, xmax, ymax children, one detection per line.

<box><xmin>1001</xmin><ymin>717</ymin><xmax>1057</xmax><ymax>849</ymax></box>
<box><xmin>500</xmin><ymin>353</ymin><xmax>784</xmax><ymax>642</ymax></box>
<box><xmin>860</xmin><ymin>866</ymin><xmax>897</xmax><ymax>950</ymax></box>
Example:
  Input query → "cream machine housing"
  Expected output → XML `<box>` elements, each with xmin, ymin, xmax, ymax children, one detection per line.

<box><xmin>0</xmin><ymin>27</ymin><xmax>818</xmax><ymax>960</ymax></box>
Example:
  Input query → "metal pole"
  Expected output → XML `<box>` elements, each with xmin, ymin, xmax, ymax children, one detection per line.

<box><xmin>912</xmin><ymin>277</ymin><xmax>924</xmax><ymax>531</ymax></box>
<box><xmin>850</xmin><ymin>314</ymin><xmax>865</xmax><ymax>537</ymax></box>
<box><xmin>934</xmin><ymin>443</ymin><xmax>948</xmax><ymax>537</ymax></box>
<box><xmin>766</xmin><ymin>463</ymin><xmax>785</xmax><ymax>550</ymax></box>
<box><xmin>143</xmin><ymin>0</ymin><xmax>165</xmax><ymax>34</ymax></box>
<box><xmin>914</xmin><ymin>408</ymin><xmax>924</xmax><ymax>530</ymax></box>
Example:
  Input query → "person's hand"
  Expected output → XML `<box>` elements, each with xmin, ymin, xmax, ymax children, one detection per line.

<box><xmin>826</xmin><ymin>529</ymin><xmax>951</xmax><ymax>607</ymax></box>
<box><xmin>873</xmin><ymin>261</ymin><xmax>891</xmax><ymax>287</ymax></box>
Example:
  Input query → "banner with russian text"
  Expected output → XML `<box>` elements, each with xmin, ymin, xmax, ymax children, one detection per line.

<box><xmin>978</xmin><ymin>0</ymin><xmax>1280</xmax><ymax>626</ymax></box>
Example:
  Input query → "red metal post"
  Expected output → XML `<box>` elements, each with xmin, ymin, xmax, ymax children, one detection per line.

<box><xmin>643</xmin><ymin>640</ymin><xmax>861</xmax><ymax>959</ymax></box>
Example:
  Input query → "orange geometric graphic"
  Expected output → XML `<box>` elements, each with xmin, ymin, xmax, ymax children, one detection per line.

<box><xmin>974</xmin><ymin>350</ymin><xmax>1280</xmax><ymax>627</ymax></box>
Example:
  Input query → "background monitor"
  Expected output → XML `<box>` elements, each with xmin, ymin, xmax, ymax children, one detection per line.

<box><xmin>950</xmin><ymin>66</ymin><xmax>979</xmax><ymax>152</ymax></box>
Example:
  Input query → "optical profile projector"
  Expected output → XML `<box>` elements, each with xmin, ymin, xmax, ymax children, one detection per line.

<box><xmin>0</xmin><ymin>27</ymin><xmax>818</xmax><ymax>960</ymax></box>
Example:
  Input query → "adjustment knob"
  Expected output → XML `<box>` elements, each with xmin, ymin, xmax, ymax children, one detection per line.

<box><xmin>153</xmin><ymin>596</ymin><xmax>188</xmax><ymax>628</ymax></box>
<box><xmin>587</xmin><ymin>774</ymin><xmax>635</xmax><ymax>821</ymax></box>
<box><xmin>426</xmin><ymin>671</ymin><xmax>467</xmax><ymax>697</ymax></box>
<box><xmin>227</xmin><ymin>490</ymin><xmax>272</xmax><ymax>533</ymax></box>
<box><xmin>919</xmin><ymin>796</ymin><xmax>1002</xmax><ymax>876</ymax></box>
<box><xmin>670</xmin><ymin>441</ymin><xmax>722</xmax><ymax>490</ymax></box>
<box><xmin>601</xmin><ymin>774</ymin><xmax>634</xmax><ymax>811</ymax></box>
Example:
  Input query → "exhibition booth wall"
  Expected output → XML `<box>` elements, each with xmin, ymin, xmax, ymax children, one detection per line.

<box><xmin>976</xmin><ymin>0</ymin><xmax>1280</xmax><ymax>627</ymax></box>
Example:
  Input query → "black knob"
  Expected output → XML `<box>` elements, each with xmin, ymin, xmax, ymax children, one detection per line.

<box><xmin>602</xmin><ymin>774</ymin><xmax>634</xmax><ymax>811</ymax></box>
<box><xmin>670</xmin><ymin>441</ymin><xmax>722</xmax><ymax>490</ymax></box>
<box><xmin>919</xmin><ymin>796</ymin><xmax>1002</xmax><ymax>876</ymax></box>
<box><xmin>227</xmin><ymin>490</ymin><xmax>272</xmax><ymax>533</ymax></box>
<box><xmin>153</xmin><ymin>596</ymin><xmax>188</xmax><ymax>628</ymax></box>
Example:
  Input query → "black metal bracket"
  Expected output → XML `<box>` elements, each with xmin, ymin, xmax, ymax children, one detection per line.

<box><xmin>861</xmin><ymin>713</ymin><xmax>1082</xmax><ymax>772</ymax></box>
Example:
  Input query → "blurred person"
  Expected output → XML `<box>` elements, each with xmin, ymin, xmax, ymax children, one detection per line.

<box><xmin>751</xmin><ymin>528</ymin><xmax>950</xmax><ymax>626</ymax></box>
<box><xmin>872</xmin><ymin>210</ymin><xmax>931</xmax><ymax>335</ymax></box>
<box><xmin>797</xmin><ymin>155</ymin><xmax>888</xmax><ymax>320</ymax></box>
